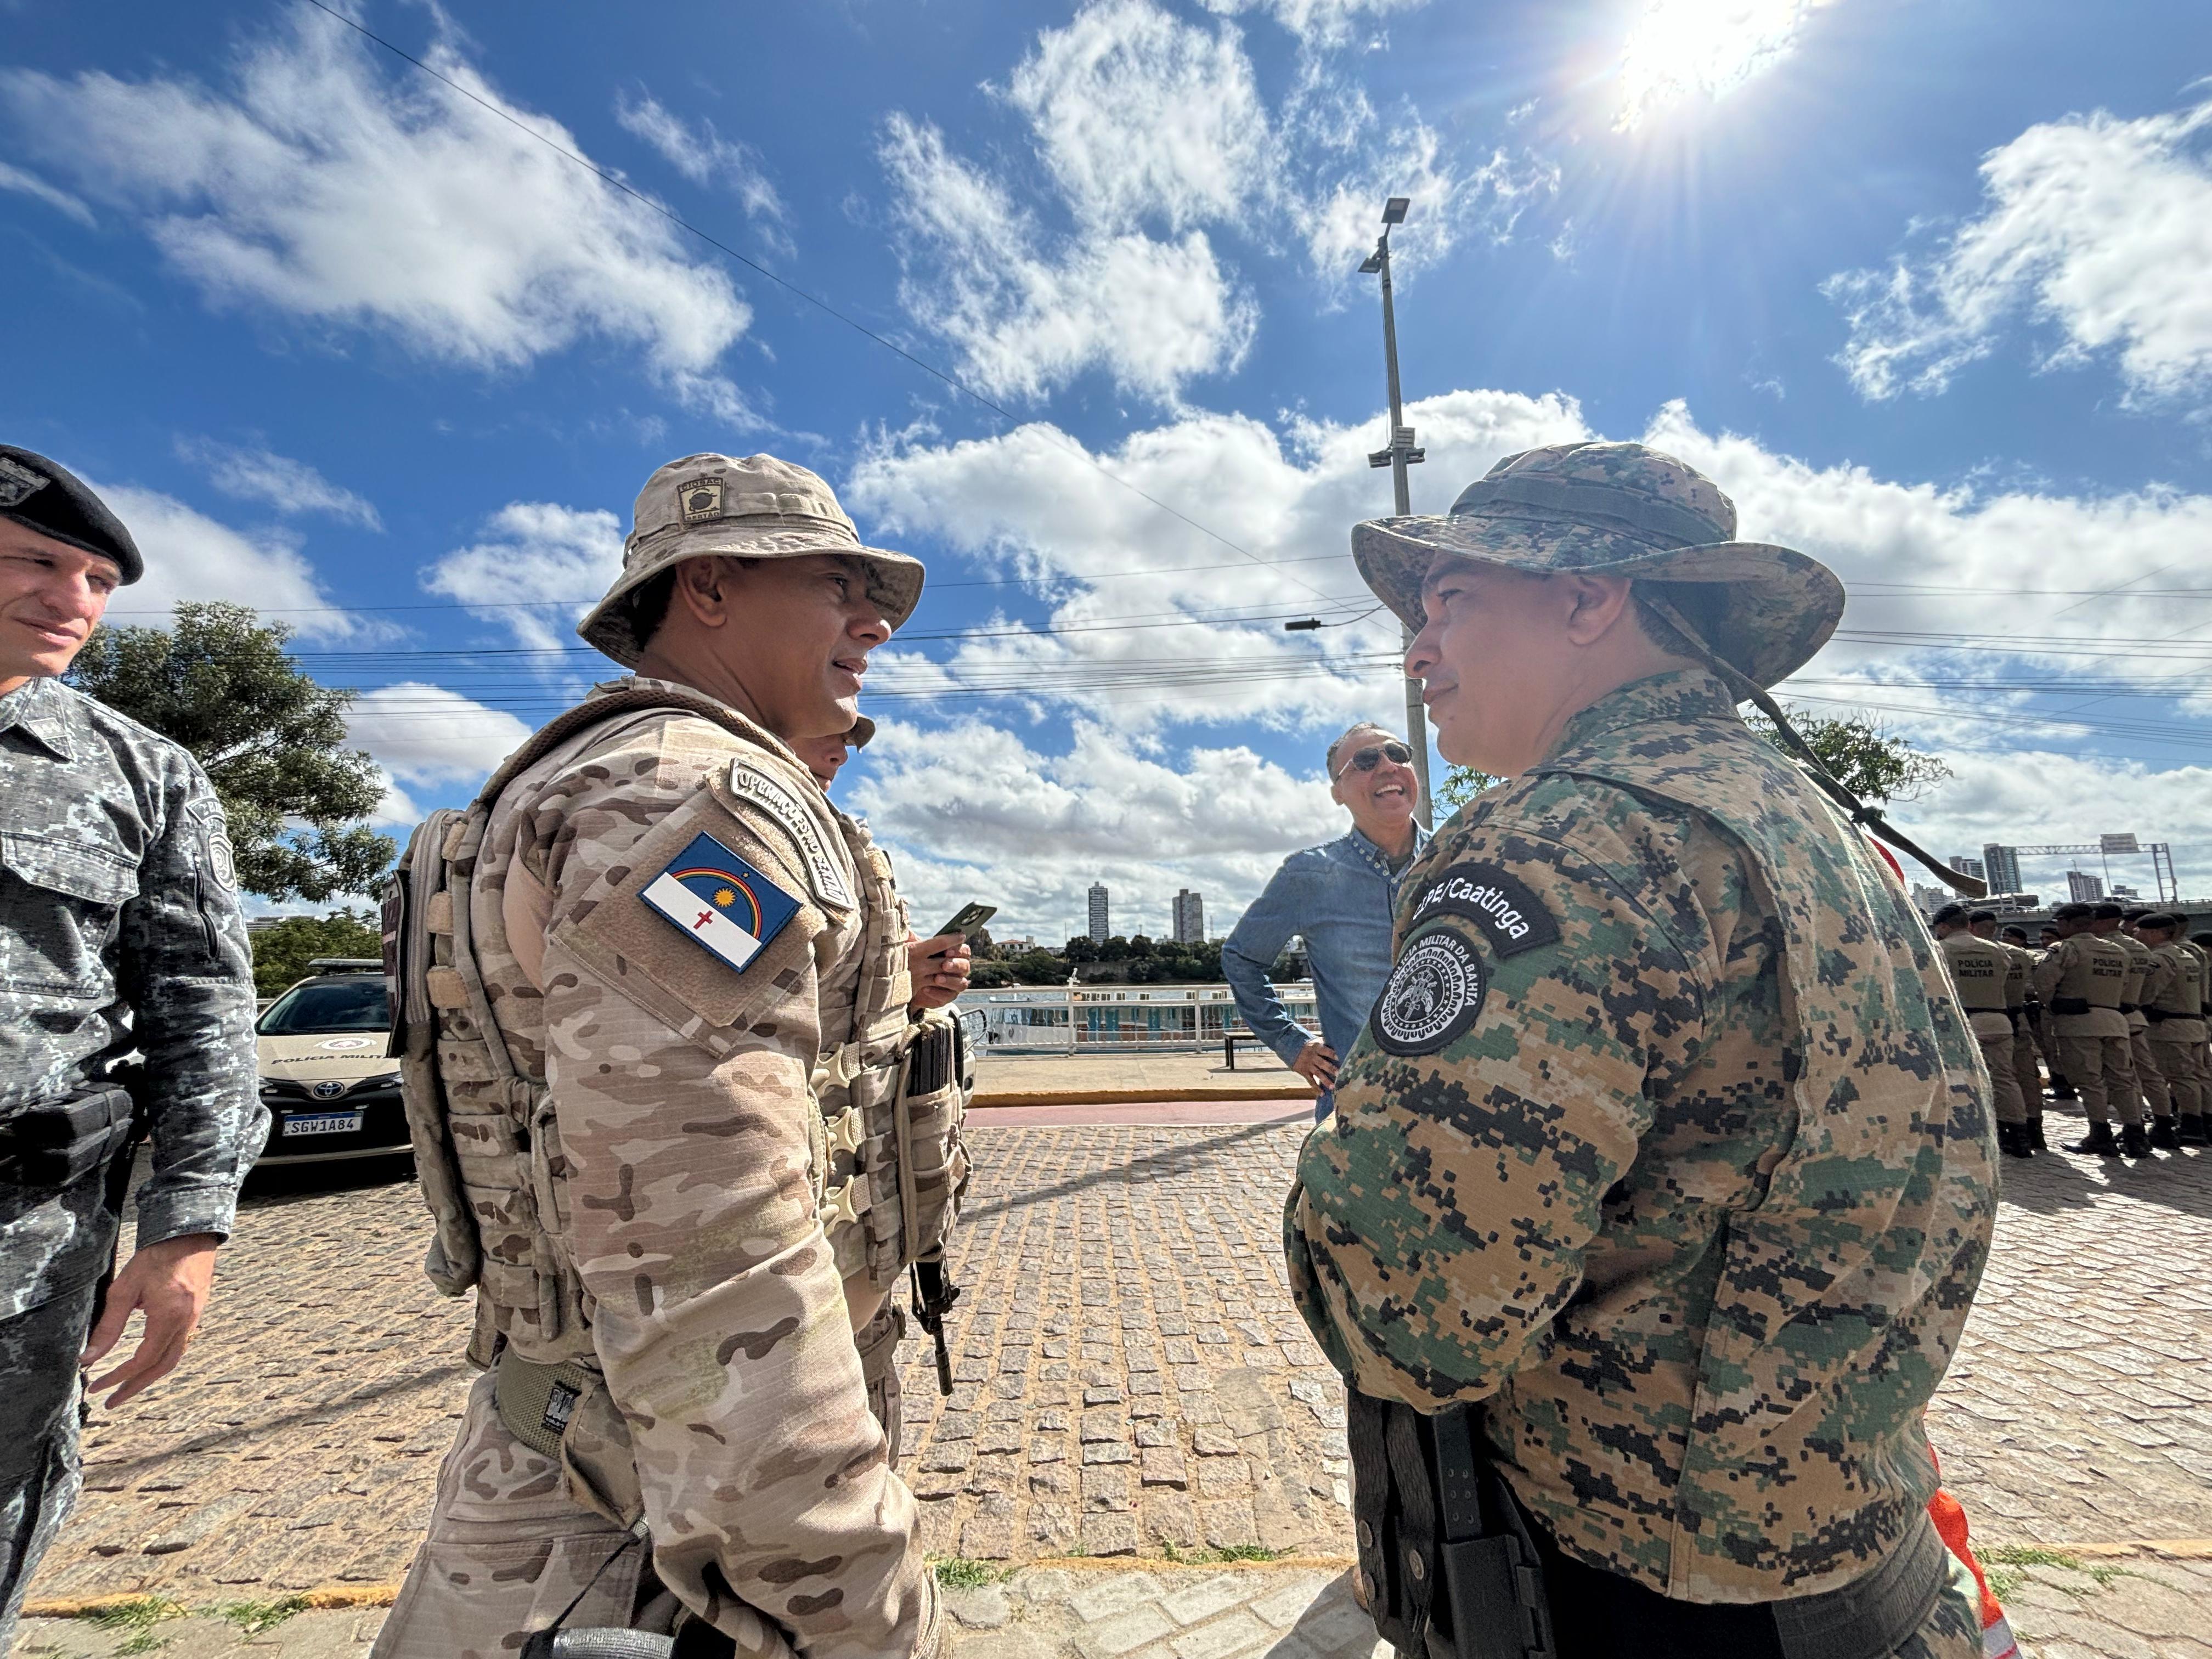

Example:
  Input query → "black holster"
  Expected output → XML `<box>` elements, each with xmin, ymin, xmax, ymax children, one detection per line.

<box><xmin>2048</xmin><ymin>996</ymin><xmax>2091</xmax><ymax>1017</ymax></box>
<box><xmin>1346</xmin><ymin>1390</ymin><xmax>1554</xmax><ymax>1659</ymax></box>
<box><xmin>0</xmin><ymin>1082</ymin><xmax>142</xmax><ymax>1188</ymax></box>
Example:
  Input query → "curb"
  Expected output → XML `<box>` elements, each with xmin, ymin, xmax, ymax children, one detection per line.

<box><xmin>971</xmin><ymin>1087</ymin><xmax>1314</xmax><ymax>1108</ymax></box>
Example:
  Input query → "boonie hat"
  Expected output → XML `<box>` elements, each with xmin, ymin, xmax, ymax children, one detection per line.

<box><xmin>1351</xmin><ymin>441</ymin><xmax>1843</xmax><ymax>690</ymax></box>
<box><xmin>579</xmin><ymin>452</ymin><xmax>924</xmax><ymax>667</ymax></box>
<box><xmin>849</xmin><ymin>714</ymin><xmax>876</xmax><ymax>749</ymax></box>
<box><xmin>0</xmin><ymin>445</ymin><xmax>143</xmax><ymax>584</ymax></box>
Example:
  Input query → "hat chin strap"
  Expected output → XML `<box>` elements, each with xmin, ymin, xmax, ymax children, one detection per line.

<box><xmin>1639</xmin><ymin>594</ymin><xmax>1987</xmax><ymax>899</ymax></box>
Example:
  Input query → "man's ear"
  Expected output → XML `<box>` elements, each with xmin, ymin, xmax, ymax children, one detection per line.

<box><xmin>670</xmin><ymin>556</ymin><xmax>734</xmax><ymax>630</ymax></box>
<box><xmin>1560</xmin><ymin>573</ymin><xmax>1635</xmax><ymax>646</ymax></box>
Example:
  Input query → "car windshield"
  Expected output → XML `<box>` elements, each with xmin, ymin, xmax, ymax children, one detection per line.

<box><xmin>258</xmin><ymin>977</ymin><xmax>391</xmax><ymax>1035</ymax></box>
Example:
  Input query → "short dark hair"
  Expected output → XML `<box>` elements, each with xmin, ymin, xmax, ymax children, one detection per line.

<box><xmin>2052</xmin><ymin>902</ymin><xmax>2093</xmax><ymax>922</ymax></box>
<box><xmin>2091</xmin><ymin>902</ymin><xmax>2126</xmax><ymax>920</ymax></box>
<box><xmin>629</xmin><ymin>556</ymin><xmax>763</xmax><ymax>652</ymax></box>
<box><xmin>2001</xmin><ymin>926</ymin><xmax>2028</xmax><ymax>943</ymax></box>
<box><xmin>1930</xmin><ymin>902</ymin><xmax>1971</xmax><ymax>927</ymax></box>
<box><xmin>1966</xmin><ymin>908</ymin><xmax>1997</xmax><ymax>924</ymax></box>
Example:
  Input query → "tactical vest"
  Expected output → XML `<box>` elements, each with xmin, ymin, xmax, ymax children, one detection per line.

<box><xmin>383</xmin><ymin>684</ymin><xmax>969</xmax><ymax>1384</ymax></box>
<box><xmin>1938</xmin><ymin>934</ymin><xmax>2013</xmax><ymax>1042</ymax></box>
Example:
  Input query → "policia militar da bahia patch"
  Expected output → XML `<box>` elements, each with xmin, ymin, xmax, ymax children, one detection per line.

<box><xmin>640</xmin><ymin>831</ymin><xmax>801</xmax><ymax>972</ymax></box>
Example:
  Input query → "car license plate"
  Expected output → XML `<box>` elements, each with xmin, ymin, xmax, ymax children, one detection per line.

<box><xmin>284</xmin><ymin>1111</ymin><xmax>363</xmax><ymax>1137</ymax></box>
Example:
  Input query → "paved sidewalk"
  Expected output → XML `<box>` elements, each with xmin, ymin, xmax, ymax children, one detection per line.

<box><xmin>22</xmin><ymin>1107</ymin><xmax>2212</xmax><ymax>1659</ymax></box>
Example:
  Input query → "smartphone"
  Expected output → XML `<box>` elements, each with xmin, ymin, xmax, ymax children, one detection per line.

<box><xmin>929</xmin><ymin>902</ymin><xmax>997</xmax><ymax>943</ymax></box>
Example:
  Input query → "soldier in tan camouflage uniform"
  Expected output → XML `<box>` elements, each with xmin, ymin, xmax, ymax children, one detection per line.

<box><xmin>374</xmin><ymin>455</ymin><xmax>940</xmax><ymax>1658</ymax></box>
<box><xmin>1934</xmin><ymin>905</ymin><xmax>2031</xmax><ymax>1158</ymax></box>
<box><xmin>2032</xmin><ymin>904</ymin><xmax>2143</xmax><ymax>1157</ymax></box>
<box><xmin>1288</xmin><ymin>443</ymin><xmax>1993</xmax><ymax>1659</ymax></box>
<box><xmin>2136</xmin><ymin>913</ymin><xmax>2209</xmax><ymax>1148</ymax></box>
<box><xmin>1990</xmin><ymin>921</ymin><xmax>2046</xmax><ymax>1147</ymax></box>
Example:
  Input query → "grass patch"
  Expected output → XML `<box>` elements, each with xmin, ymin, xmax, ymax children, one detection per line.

<box><xmin>1161</xmin><ymin>1542</ymin><xmax>1291</xmax><ymax>1565</ymax></box>
<box><xmin>1976</xmin><ymin>1544</ymin><xmax>2154</xmax><ymax>1601</ymax></box>
<box><xmin>217</xmin><ymin>1595</ymin><xmax>312</xmax><ymax>1637</ymax></box>
<box><xmin>932</xmin><ymin>1557</ymin><xmax>1009</xmax><ymax>1590</ymax></box>
<box><xmin>83</xmin><ymin>1598</ymin><xmax>185</xmax><ymax>1655</ymax></box>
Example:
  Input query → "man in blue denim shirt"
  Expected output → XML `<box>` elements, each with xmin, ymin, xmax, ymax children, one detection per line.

<box><xmin>1223</xmin><ymin>723</ymin><xmax>1430</xmax><ymax>1120</ymax></box>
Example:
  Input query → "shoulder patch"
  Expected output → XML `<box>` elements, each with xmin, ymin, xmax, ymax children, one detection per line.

<box><xmin>1403</xmin><ymin>861</ymin><xmax>1560</xmax><ymax>957</ymax></box>
<box><xmin>1370</xmin><ymin>927</ymin><xmax>1488</xmax><ymax>1057</ymax></box>
<box><xmin>641</xmin><ymin>832</ymin><xmax>801</xmax><ymax>972</ymax></box>
<box><xmin>190</xmin><ymin>802</ymin><xmax>238</xmax><ymax>893</ymax></box>
<box><xmin>720</xmin><ymin>761</ymin><xmax>855</xmax><ymax>911</ymax></box>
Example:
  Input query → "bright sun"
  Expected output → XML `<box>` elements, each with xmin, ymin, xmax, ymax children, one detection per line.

<box><xmin>1615</xmin><ymin>0</ymin><xmax>1831</xmax><ymax>129</ymax></box>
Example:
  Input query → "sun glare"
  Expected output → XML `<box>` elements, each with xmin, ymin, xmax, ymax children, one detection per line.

<box><xmin>1614</xmin><ymin>0</ymin><xmax>1831</xmax><ymax>129</ymax></box>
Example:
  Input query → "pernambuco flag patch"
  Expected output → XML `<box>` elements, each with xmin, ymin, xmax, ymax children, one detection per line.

<box><xmin>640</xmin><ymin>831</ymin><xmax>800</xmax><ymax>972</ymax></box>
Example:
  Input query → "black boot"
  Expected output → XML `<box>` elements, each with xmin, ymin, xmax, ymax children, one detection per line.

<box><xmin>2066</xmin><ymin>1121</ymin><xmax>2120</xmax><ymax>1155</ymax></box>
<box><xmin>2179</xmin><ymin>1113</ymin><xmax>2209</xmax><ymax>1147</ymax></box>
<box><xmin>2050</xmin><ymin>1078</ymin><xmax>2080</xmax><ymax>1101</ymax></box>
<box><xmin>2150</xmin><ymin>1116</ymin><xmax>2183</xmax><ymax>1152</ymax></box>
<box><xmin>2028</xmin><ymin>1115</ymin><xmax>2049</xmax><ymax>1152</ymax></box>
<box><xmin>1997</xmin><ymin>1122</ymin><xmax>2035</xmax><ymax>1159</ymax></box>
<box><xmin>2123</xmin><ymin>1122</ymin><xmax>2156</xmax><ymax>1158</ymax></box>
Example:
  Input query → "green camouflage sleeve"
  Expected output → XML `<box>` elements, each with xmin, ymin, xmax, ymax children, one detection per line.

<box><xmin>539</xmin><ymin>785</ymin><xmax>935</xmax><ymax>1657</ymax></box>
<box><xmin>1287</xmin><ymin>827</ymin><xmax>1705</xmax><ymax>1409</ymax></box>
<box><xmin>116</xmin><ymin>756</ymin><xmax>264</xmax><ymax>1248</ymax></box>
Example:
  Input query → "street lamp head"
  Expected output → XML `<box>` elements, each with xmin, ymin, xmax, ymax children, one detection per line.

<box><xmin>1357</xmin><ymin>249</ymin><xmax>1385</xmax><ymax>275</ymax></box>
<box><xmin>1381</xmin><ymin>196</ymin><xmax>1410</xmax><ymax>225</ymax></box>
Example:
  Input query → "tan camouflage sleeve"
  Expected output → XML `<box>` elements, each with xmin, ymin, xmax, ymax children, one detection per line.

<box><xmin>1287</xmin><ymin>825</ymin><xmax>1709</xmax><ymax>1412</ymax></box>
<box><xmin>537</xmin><ymin>778</ymin><xmax>936</xmax><ymax>1657</ymax></box>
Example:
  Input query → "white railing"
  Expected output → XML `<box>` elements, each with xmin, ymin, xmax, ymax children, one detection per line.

<box><xmin>958</xmin><ymin>983</ymin><xmax>1318</xmax><ymax>1054</ymax></box>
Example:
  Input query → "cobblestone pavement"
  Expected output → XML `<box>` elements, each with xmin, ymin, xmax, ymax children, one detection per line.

<box><xmin>974</xmin><ymin>1051</ymin><xmax>1314</xmax><ymax>1104</ymax></box>
<box><xmin>23</xmin><ymin>1110</ymin><xmax>2212</xmax><ymax>1659</ymax></box>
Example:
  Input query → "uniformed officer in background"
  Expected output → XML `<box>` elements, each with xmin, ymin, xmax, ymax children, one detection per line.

<box><xmin>1935</xmin><ymin>905</ymin><xmax>2031</xmax><ymax>1158</ymax></box>
<box><xmin>2135</xmin><ymin>913</ymin><xmax>2208</xmax><ymax>1147</ymax></box>
<box><xmin>2033</xmin><ymin>903</ymin><xmax>2144</xmax><ymax>1156</ymax></box>
<box><xmin>2117</xmin><ymin>907</ymin><xmax>2183</xmax><ymax>1149</ymax></box>
<box><xmin>788</xmin><ymin>715</ymin><xmax>973</xmax><ymax>1458</ymax></box>
<box><xmin>1289</xmin><ymin>442</ymin><xmax>1993</xmax><ymax>1658</ymax></box>
<box><xmin>1980</xmin><ymin>915</ymin><xmax>2045</xmax><ymax>1150</ymax></box>
<box><xmin>375</xmin><ymin>454</ymin><xmax>944</xmax><ymax>1657</ymax></box>
<box><xmin>0</xmin><ymin>448</ymin><xmax>264</xmax><ymax>1646</ymax></box>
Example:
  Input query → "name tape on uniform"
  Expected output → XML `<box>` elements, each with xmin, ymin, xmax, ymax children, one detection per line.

<box><xmin>1405</xmin><ymin>862</ymin><xmax>1560</xmax><ymax>957</ymax></box>
<box><xmin>641</xmin><ymin>832</ymin><xmax>800</xmax><ymax>973</ymax></box>
<box><xmin>1371</xmin><ymin>928</ymin><xmax>1488</xmax><ymax>1057</ymax></box>
<box><xmin>724</xmin><ymin>763</ymin><xmax>855</xmax><ymax>911</ymax></box>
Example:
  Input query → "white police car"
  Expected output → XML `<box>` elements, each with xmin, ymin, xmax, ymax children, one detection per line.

<box><xmin>253</xmin><ymin>958</ymin><xmax>411</xmax><ymax>1166</ymax></box>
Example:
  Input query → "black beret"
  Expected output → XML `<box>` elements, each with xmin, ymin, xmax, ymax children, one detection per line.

<box><xmin>1966</xmin><ymin>908</ymin><xmax>1997</xmax><ymax>924</ymax></box>
<box><xmin>2092</xmin><ymin>902</ymin><xmax>2126</xmax><ymax>920</ymax></box>
<box><xmin>2052</xmin><ymin>902</ymin><xmax>2092</xmax><ymax>922</ymax></box>
<box><xmin>1930</xmin><ymin>902</ymin><xmax>1972</xmax><ymax>926</ymax></box>
<box><xmin>0</xmin><ymin>446</ymin><xmax>142</xmax><ymax>584</ymax></box>
<box><xmin>2136</xmin><ymin>912</ymin><xmax>2179</xmax><ymax>933</ymax></box>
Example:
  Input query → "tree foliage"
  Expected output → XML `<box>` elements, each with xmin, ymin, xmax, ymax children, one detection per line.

<box><xmin>1438</xmin><ymin>765</ymin><xmax>1500</xmax><ymax>810</ymax></box>
<box><xmin>1746</xmin><ymin>704</ymin><xmax>1951</xmax><ymax>804</ymax></box>
<box><xmin>70</xmin><ymin>602</ymin><xmax>396</xmax><ymax>900</ymax></box>
<box><xmin>248</xmin><ymin>907</ymin><xmax>383</xmax><ymax>1000</ymax></box>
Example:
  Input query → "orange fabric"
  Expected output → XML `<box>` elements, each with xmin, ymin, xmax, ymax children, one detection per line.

<box><xmin>1929</xmin><ymin>1485</ymin><xmax>2005</xmax><ymax>1629</ymax></box>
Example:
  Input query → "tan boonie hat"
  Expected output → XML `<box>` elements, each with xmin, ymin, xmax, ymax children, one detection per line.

<box><xmin>578</xmin><ymin>452</ymin><xmax>926</xmax><ymax>667</ymax></box>
<box><xmin>1351</xmin><ymin>441</ymin><xmax>1843</xmax><ymax>690</ymax></box>
<box><xmin>848</xmin><ymin>714</ymin><xmax>876</xmax><ymax>749</ymax></box>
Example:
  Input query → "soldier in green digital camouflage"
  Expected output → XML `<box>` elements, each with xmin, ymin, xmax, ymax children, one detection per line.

<box><xmin>1285</xmin><ymin>442</ymin><xmax>1995</xmax><ymax>1659</ymax></box>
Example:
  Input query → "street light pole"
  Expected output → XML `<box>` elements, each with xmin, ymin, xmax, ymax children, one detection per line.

<box><xmin>1360</xmin><ymin>197</ymin><xmax>1434</xmax><ymax>829</ymax></box>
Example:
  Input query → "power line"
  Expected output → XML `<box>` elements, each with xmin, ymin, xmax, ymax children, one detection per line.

<box><xmin>291</xmin><ymin>0</ymin><xmax>1340</xmax><ymax>607</ymax></box>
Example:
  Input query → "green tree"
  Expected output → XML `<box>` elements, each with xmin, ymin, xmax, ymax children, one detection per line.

<box><xmin>1438</xmin><ymin>765</ymin><xmax>1499</xmax><ymax>810</ymax></box>
<box><xmin>1008</xmin><ymin>950</ymin><xmax>1069</xmax><ymax>985</ymax></box>
<box><xmin>1098</xmin><ymin>934</ymin><xmax>1131</xmax><ymax>963</ymax></box>
<box><xmin>70</xmin><ymin>602</ymin><xmax>396</xmax><ymax>900</ymax></box>
<box><xmin>1747</xmin><ymin>704</ymin><xmax>1951</xmax><ymax>803</ymax></box>
<box><xmin>248</xmin><ymin>907</ymin><xmax>382</xmax><ymax>999</ymax></box>
<box><xmin>1127</xmin><ymin>933</ymin><xmax>1156</xmax><ymax>960</ymax></box>
<box><xmin>1063</xmin><ymin>935</ymin><xmax>1099</xmax><ymax>964</ymax></box>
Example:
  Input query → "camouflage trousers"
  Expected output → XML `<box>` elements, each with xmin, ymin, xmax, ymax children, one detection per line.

<box><xmin>0</xmin><ymin>1282</ymin><xmax>99</xmax><ymax>1655</ymax></box>
<box><xmin>371</xmin><ymin>1372</ymin><xmax>795</xmax><ymax>1659</ymax></box>
<box><xmin>856</xmin><ymin>1302</ymin><xmax>906</xmax><ymax>1464</ymax></box>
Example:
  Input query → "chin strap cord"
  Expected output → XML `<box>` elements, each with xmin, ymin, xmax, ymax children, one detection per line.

<box><xmin>1638</xmin><ymin>594</ymin><xmax>1987</xmax><ymax>899</ymax></box>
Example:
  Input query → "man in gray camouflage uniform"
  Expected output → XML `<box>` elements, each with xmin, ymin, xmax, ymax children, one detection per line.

<box><xmin>0</xmin><ymin>448</ymin><xmax>263</xmax><ymax>1647</ymax></box>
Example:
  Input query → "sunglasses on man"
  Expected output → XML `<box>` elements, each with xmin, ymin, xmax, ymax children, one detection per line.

<box><xmin>1332</xmin><ymin>740</ymin><xmax>1413</xmax><ymax>781</ymax></box>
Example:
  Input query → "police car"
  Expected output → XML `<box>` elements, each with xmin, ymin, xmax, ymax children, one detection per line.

<box><xmin>254</xmin><ymin>958</ymin><xmax>411</xmax><ymax>1166</ymax></box>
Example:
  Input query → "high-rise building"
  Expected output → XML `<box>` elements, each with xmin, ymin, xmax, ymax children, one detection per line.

<box><xmin>1087</xmin><ymin>882</ymin><xmax>1110</xmax><ymax>942</ymax></box>
<box><xmin>1950</xmin><ymin>855</ymin><xmax>1986</xmax><ymax>882</ymax></box>
<box><xmin>1982</xmin><ymin>844</ymin><xmax>2022</xmax><ymax>896</ymax></box>
<box><xmin>1171</xmin><ymin>889</ymin><xmax>1205</xmax><ymax>944</ymax></box>
<box><xmin>2066</xmin><ymin>870</ymin><xmax>2104</xmax><ymax>903</ymax></box>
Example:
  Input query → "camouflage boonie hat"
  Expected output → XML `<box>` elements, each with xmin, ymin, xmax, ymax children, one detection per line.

<box><xmin>579</xmin><ymin>452</ymin><xmax>924</xmax><ymax>667</ymax></box>
<box><xmin>1352</xmin><ymin>441</ymin><xmax>1844</xmax><ymax>689</ymax></box>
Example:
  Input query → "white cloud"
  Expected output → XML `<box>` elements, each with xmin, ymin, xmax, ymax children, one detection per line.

<box><xmin>1613</xmin><ymin>0</ymin><xmax>1841</xmax><ymax>131</ymax></box>
<box><xmin>1</xmin><ymin>10</ymin><xmax>753</xmax><ymax>415</ymax></box>
<box><xmin>880</xmin><ymin>113</ymin><xmax>1257</xmax><ymax>404</ymax></box>
<box><xmin>345</xmin><ymin>682</ymin><xmax>534</xmax><ymax>828</ymax></box>
<box><xmin>1296</xmin><ymin>123</ymin><xmax>1558</xmax><ymax>283</ymax></box>
<box><xmin>91</xmin><ymin>481</ymin><xmax>358</xmax><ymax>640</ymax></box>
<box><xmin>613</xmin><ymin>91</ymin><xmax>787</xmax><ymax>241</ymax></box>
<box><xmin>1826</xmin><ymin>97</ymin><xmax>2212</xmax><ymax>403</ymax></box>
<box><xmin>849</xmin><ymin>715</ymin><xmax>1350</xmax><ymax>943</ymax></box>
<box><xmin>1195</xmin><ymin>0</ymin><xmax>1426</xmax><ymax>49</ymax></box>
<box><xmin>179</xmin><ymin>437</ymin><xmax>381</xmax><ymax>528</ymax></box>
<box><xmin>0</xmin><ymin>160</ymin><xmax>94</xmax><ymax>225</ymax></box>
<box><xmin>423</xmin><ymin>501</ymin><xmax>625</xmax><ymax>655</ymax></box>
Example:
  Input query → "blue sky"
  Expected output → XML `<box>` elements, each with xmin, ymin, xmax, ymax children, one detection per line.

<box><xmin>8</xmin><ymin>0</ymin><xmax>2212</xmax><ymax>939</ymax></box>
